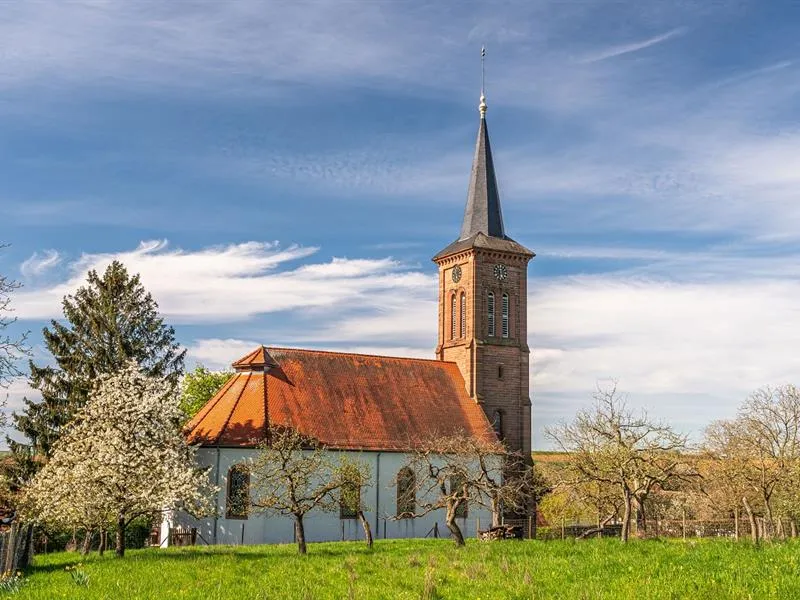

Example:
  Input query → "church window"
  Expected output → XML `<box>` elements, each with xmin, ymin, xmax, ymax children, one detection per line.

<box><xmin>450</xmin><ymin>294</ymin><xmax>457</xmax><ymax>340</ymax></box>
<box><xmin>449</xmin><ymin>474</ymin><xmax>468</xmax><ymax>519</ymax></box>
<box><xmin>339</xmin><ymin>480</ymin><xmax>360</xmax><ymax>520</ymax></box>
<box><xmin>487</xmin><ymin>293</ymin><xmax>495</xmax><ymax>337</ymax></box>
<box><xmin>497</xmin><ymin>364</ymin><xmax>504</xmax><ymax>379</ymax></box>
<box><xmin>226</xmin><ymin>464</ymin><xmax>250</xmax><ymax>519</ymax></box>
<box><xmin>491</xmin><ymin>409</ymin><xmax>504</xmax><ymax>440</ymax></box>
<box><xmin>459</xmin><ymin>292</ymin><xmax>466</xmax><ymax>337</ymax></box>
<box><xmin>396</xmin><ymin>467</ymin><xmax>416</xmax><ymax>517</ymax></box>
<box><xmin>501</xmin><ymin>293</ymin><xmax>509</xmax><ymax>338</ymax></box>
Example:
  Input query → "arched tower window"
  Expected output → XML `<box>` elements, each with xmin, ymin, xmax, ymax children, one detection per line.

<box><xmin>491</xmin><ymin>409</ymin><xmax>504</xmax><ymax>440</ymax></box>
<box><xmin>487</xmin><ymin>292</ymin><xmax>495</xmax><ymax>337</ymax></box>
<box><xmin>450</xmin><ymin>293</ymin><xmax>457</xmax><ymax>340</ymax></box>
<box><xmin>501</xmin><ymin>293</ymin><xmax>509</xmax><ymax>338</ymax></box>
<box><xmin>226</xmin><ymin>464</ymin><xmax>250</xmax><ymax>519</ymax></box>
<box><xmin>396</xmin><ymin>466</ymin><xmax>416</xmax><ymax>518</ymax></box>
<box><xmin>459</xmin><ymin>292</ymin><xmax>466</xmax><ymax>338</ymax></box>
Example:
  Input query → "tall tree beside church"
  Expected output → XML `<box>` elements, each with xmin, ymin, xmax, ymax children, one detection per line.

<box><xmin>10</xmin><ymin>260</ymin><xmax>185</xmax><ymax>460</ymax></box>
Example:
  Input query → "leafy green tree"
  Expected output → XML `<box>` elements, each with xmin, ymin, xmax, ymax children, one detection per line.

<box><xmin>179</xmin><ymin>365</ymin><xmax>233</xmax><ymax>420</ymax></box>
<box><xmin>10</xmin><ymin>260</ymin><xmax>185</xmax><ymax>460</ymax></box>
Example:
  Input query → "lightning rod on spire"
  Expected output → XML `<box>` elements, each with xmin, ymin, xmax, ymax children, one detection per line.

<box><xmin>479</xmin><ymin>45</ymin><xmax>487</xmax><ymax>118</ymax></box>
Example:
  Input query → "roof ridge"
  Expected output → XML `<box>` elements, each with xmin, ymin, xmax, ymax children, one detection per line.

<box><xmin>264</xmin><ymin>346</ymin><xmax>456</xmax><ymax>365</ymax></box>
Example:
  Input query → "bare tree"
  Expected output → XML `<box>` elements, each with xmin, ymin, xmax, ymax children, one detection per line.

<box><xmin>336</xmin><ymin>456</ymin><xmax>374</xmax><ymax>548</ymax></box>
<box><xmin>702</xmin><ymin>386</ymin><xmax>800</xmax><ymax>542</ymax></box>
<box><xmin>394</xmin><ymin>433</ymin><xmax>539</xmax><ymax>546</ymax></box>
<box><xmin>250</xmin><ymin>427</ymin><xmax>367</xmax><ymax>554</ymax></box>
<box><xmin>547</xmin><ymin>382</ymin><xmax>695</xmax><ymax>542</ymax></box>
<box><xmin>0</xmin><ymin>248</ymin><xmax>29</xmax><ymax>387</ymax></box>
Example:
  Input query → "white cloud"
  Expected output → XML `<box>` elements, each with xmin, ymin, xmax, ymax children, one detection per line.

<box><xmin>530</xmin><ymin>275</ymin><xmax>800</xmax><ymax>431</ymax></box>
<box><xmin>14</xmin><ymin>239</ymin><xmax>432</xmax><ymax>323</ymax></box>
<box><xmin>579</xmin><ymin>27</ymin><xmax>688</xmax><ymax>64</ymax></box>
<box><xmin>20</xmin><ymin>250</ymin><xmax>61</xmax><ymax>278</ymax></box>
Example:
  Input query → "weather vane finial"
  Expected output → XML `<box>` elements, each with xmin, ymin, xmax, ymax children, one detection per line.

<box><xmin>479</xmin><ymin>45</ymin><xmax>487</xmax><ymax>118</ymax></box>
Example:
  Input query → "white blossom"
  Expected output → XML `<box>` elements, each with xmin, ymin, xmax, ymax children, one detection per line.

<box><xmin>22</xmin><ymin>362</ymin><xmax>215</xmax><ymax>550</ymax></box>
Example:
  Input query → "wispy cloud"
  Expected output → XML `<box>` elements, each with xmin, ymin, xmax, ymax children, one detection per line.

<box><xmin>20</xmin><ymin>250</ymin><xmax>61</xmax><ymax>278</ymax></box>
<box><xmin>579</xmin><ymin>27</ymin><xmax>688</xmax><ymax>64</ymax></box>
<box><xmin>14</xmin><ymin>239</ymin><xmax>432</xmax><ymax>323</ymax></box>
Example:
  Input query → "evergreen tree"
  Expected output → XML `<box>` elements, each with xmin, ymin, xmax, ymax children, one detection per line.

<box><xmin>10</xmin><ymin>261</ymin><xmax>185</xmax><ymax>460</ymax></box>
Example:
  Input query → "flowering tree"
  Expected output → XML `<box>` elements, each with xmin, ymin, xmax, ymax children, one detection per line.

<box><xmin>21</xmin><ymin>362</ymin><xmax>215</xmax><ymax>557</ymax></box>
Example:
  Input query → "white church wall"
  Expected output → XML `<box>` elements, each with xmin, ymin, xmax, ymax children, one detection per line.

<box><xmin>171</xmin><ymin>447</ymin><xmax>496</xmax><ymax>546</ymax></box>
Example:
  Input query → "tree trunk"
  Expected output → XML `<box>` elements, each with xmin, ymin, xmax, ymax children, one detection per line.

<box><xmin>81</xmin><ymin>530</ymin><xmax>93</xmax><ymax>555</ymax></box>
<box><xmin>116</xmin><ymin>516</ymin><xmax>126</xmax><ymax>558</ymax></box>
<box><xmin>98</xmin><ymin>530</ymin><xmax>107</xmax><ymax>556</ymax></box>
<box><xmin>635</xmin><ymin>496</ymin><xmax>648</xmax><ymax>538</ymax></box>
<box><xmin>491</xmin><ymin>497</ymin><xmax>502</xmax><ymax>528</ymax></box>
<box><xmin>763</xmin><ymin>498</ymin><xmax>774</xmax><ymax>540</ymax></box>
<box><xmin>734</xmin><ymin>506</ymin><xmax>740</xmax><ymax>541</ymax></box>
<box><xmin>742</xmin><ymin>497</ymin><xmax>758</xmax><ymax>544</ymax></box>
<box><xmin>445</xmin><ymin>508</ymin><xmax>465</xmax><ymax>547</ymax></box>
<box><xmin>791</xmin><ymin>519</ymin><xmax>797</xmax><ymax>539</ymax></box>
<box><xmin>294</xmin><ymin>514</ymin><xmax>307</xmax><ymax>555</ymax></box>
<box><xmin>357</xmin><ymin>510</ymin><xmax>373</xmax><ymax>549</ymax></box>
<box><xmin>621</xmin><ymin>491</ymin><xmax>632</xmax><ymax>543</ymax></box>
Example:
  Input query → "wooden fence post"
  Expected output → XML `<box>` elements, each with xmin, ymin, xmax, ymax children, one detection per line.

<box><xmin>682</xmin><ymin>508</ymin><xmax>686</xmax><ymax>540</ymax></box>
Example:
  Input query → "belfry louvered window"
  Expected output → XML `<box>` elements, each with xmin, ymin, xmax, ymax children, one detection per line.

<box><xmin>450</xmin><ymin>294</ymin><xmax>456</xmax><ymax>340</ymax></box>
<box><xmin>487</xmin><ymin>292</ymin><xmax>495</xmax><ymax>337</ymax></box>
<box><xmin>502</xmin><ymin>293</ymin><xmax>509</xmax><ymax>338</ymax></box>
<box><xmin>459</xmin><ymin>292</ymin><xmax>466</xmax><ymax>337</ymax></box>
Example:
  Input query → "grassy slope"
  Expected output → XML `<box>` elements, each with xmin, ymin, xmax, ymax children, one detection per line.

<box><xmin>17</xmin><ymin>538</ymin><xmax>800</xmax><ymax>600</ymax></box>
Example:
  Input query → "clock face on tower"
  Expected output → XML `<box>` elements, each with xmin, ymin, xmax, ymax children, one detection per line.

<box><xmin>493</xmin><ymin>263</ymin><xmax>508</xmax><ymax>281</ymax></box>
<box><xmin>451</xmin><ymin>265</ymin><xmax>462</xmax><ymax>283</ymax></box>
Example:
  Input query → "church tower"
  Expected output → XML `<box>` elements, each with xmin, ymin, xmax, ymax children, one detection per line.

<box><xmin>433</xmin><ymin>88</ymin><xmax>534</xmax><ymax>457</ymax></box>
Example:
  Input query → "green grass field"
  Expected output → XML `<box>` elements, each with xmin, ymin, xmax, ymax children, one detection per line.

<box><xmin>13</xmin><ymin>538</ymin><xmax>800</xmax><ymax>599</ymax></box>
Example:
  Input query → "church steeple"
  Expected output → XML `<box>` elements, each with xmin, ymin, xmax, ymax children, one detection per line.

<box><xmin>460</xmin><ymin>103</ymin><xmax>505</xmax><ymax>240</ymax></box>
<box><xmin>432</xmin><ymin>47</ymin><xmax>534</xmax><ymax>458</ymax></box>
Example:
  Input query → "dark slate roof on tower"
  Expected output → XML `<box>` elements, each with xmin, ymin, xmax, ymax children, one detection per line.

<box><xmin>433</xmin><ymin>97</ymin><xmax>534</xmax><ymax>261</ymax></box>
<box><xmin>460</xmin><ymin>115</ymin><xmax>504</xmax><ymax>240</ymax></box>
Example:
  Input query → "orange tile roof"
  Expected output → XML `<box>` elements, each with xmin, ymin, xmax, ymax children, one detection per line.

<box><xmin>184</xmin><ymin>346</ymin><xmax>497</xmax><ymax>451</ymax></box>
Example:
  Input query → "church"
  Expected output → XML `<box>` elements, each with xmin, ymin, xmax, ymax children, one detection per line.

<box><xmin>166</xmin><ymin>91</ymin><xmax>535</xmax><ymax>545</ymax></box>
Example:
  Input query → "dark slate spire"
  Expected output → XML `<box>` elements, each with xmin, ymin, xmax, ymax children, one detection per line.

<box><xmin>459</xmin><ymin>95</ymin><xmax>506</xmax><ymax>240</ymax></box>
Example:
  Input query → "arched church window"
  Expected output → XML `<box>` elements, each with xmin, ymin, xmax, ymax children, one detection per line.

<box><xmin>487</xmin><ymin>292</ymin><xmax>495</xmax><ymax>337</ymax></box>
<box><xmin>226</xmin><ymin>464</ymin><xmax>250</xmax><ymax>519</ymax></box>
<box><xmin>491</xmin><ymin>409</ymin><xmax>504</xmax><ymax>440</ymax></box>
<box><xmin>396</xmin><ymin>466</ymin><xmax>416</xmax><ymax>518</ymax></box>
<box><xmin>450</xmin><ymin>294</ymin><xmax>457</xmax><ymax>340</ymax></box>
<box><xmin>339</xmin><ymin>480</ymin><xmax>360</xmax><ymax>520</ymax></box>
<box><xmin>501</xmin><ymin>293</ymin><xmax>509</xmax><ymax>338</ymax></box>
<box><xmin>459</xmin><ymin>292</ymin><xmax>466</xmax><ymax>338</ymax></box>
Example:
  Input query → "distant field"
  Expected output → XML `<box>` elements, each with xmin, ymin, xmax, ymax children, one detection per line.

<box><xmin>17</xmin><ymin>538</ymin><xmax>799</xmax><ymax>599</ymax></box>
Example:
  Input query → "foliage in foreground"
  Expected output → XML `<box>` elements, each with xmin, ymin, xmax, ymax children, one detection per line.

<box><xmin>21</xmin><ymin>363</ymin><xmax>215</xmax><ymax>557</ymax></box>
<box><xmin>17</xmin><ymin>538</ymin><xmax>800</xmax><ymax>600</ymax></box>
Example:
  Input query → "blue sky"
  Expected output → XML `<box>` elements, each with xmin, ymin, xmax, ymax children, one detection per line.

<box><xmin>2</xmin><ymin>0</ymin><xmax>800</xmax><ymax>449</ymax></box>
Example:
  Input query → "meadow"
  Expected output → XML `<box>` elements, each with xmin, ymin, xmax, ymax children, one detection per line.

<box><xmin>12</xmin><ymin>538</ymin><xmax>800</xmax><ymax>599</ymax></box>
